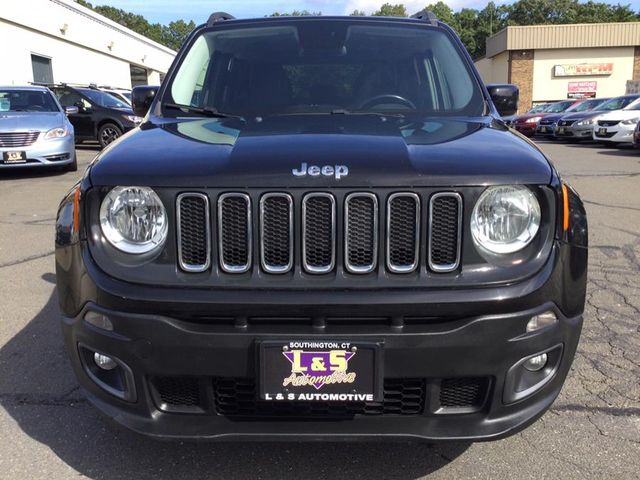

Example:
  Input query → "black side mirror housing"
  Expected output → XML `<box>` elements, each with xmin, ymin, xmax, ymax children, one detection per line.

<box><xmin>487</xmin><ymin>84</ymin><xmax>519</xmax><ymax>117</ymax></box>
<box><xmin>132</xmin><ymin>85</ymin><xmax>159</xmax><ymax>117</ymax></box>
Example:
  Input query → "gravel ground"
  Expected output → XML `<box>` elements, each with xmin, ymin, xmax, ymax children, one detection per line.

<box><xmin>0</xmin><ymin>140</ymin><xmax>638</xmax><ymax>479</ymax></box>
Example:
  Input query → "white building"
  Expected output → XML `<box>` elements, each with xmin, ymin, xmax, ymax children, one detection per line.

<box><xmin>0</xmin><ymin>0</ymin><xmax>176</xmax><ymax>88</ymax></box>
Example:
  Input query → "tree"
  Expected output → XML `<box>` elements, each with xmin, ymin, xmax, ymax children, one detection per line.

<box><xmin>161</xmin><ymin>20</ymin><xmax>197</xmax><ymax>51</ymax></box>
<box><xmin>373</xmin><ymin>3</ymin><xmax>408</xmax><ymax>17</ymax></box>
<box><xmin>270</xmin><ymin>10</ymin><xmax>322</xmax><ymax>17</ymax></box>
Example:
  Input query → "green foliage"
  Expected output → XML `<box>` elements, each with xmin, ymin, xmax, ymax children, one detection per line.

<box><xmin>76</xmin><ymin>0</ymin><xmax>640</xmax><ymax>58</ymax></box>
<box><xmin>373</xmin><ymin>3</ymin><xmax>408</xmax><ymax>17</ymax></box>
<box><xmin>74</xmin><ymin>0</ymin><xmax>194</xmax><ymax>50</ymax></box>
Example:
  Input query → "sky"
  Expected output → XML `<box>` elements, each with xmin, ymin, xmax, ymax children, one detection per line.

<box><xmin>93</xmin><ymin>0</ymin><xmax>640</xmax><ymax>24</ymax></box>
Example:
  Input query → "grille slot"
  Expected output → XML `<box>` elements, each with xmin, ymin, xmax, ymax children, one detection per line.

<box><xmin>438</xmin><ymin>377</ymin><xmax>489</xmax><ymax>412</ymax></box>
<box><xmin>260</xmin><ymin>193</ymin><xmax>293</xmax><ymax>273</ymax></box>
<box><xmin>213</xmin><ymin>378</ymin><xmax>425</xmax><ymax>417</ymax></box>
<box><xmin>152</xmin><ymin>377</ymin><xmax>203</xmax><ymax>412</ymax></box>
<box><xmin>345</xmin><ymin>193</ymin><xmax>378</xmax><ymax>274</ymax></box>
<box><xmin>429</xmin><ymin>193</ymin><xmax>462</xmax><ymax>272</ymax></box>
<box><xmin>218</xmin><ymin>193</ymin><xmax>252</xmax><ymax>273</ymax></box>
<box><xmin>598</xmin><ymin>120</ymin><xmax>619</xmax><ymax>127</ymax></box>
<box><xmin>177</xmin><ymin>193</ymin><xmax>210</xmax><ymax>272</ymax></box>
<box><xmin>386</xmin><ymin>193</ymin><xmax>420</xmax><ymax>273</ymax></box>
<box><xmin>0</xmin><ymin>131</ymin><xmax>39</xmax><ymax>148</ymax></box>
<box><xmin>302</xmin><ymin>193</ymin><xmax>336</xmax><ymax>274</ymax></box>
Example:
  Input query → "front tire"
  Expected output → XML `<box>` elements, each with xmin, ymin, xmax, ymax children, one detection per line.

<box><xmin>98</xmin><ymin>123</ymin><xmax>122</xmax><ymax>149</ymax></box>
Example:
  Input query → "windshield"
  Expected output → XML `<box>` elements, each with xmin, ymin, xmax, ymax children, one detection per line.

<box><xmin>79</xmin><ymin>89</ymin><xmax>129</xmax><ymax>109</ymax></box>
<box><xmin>597</xmin><ymin>96</ymin><xmax>639</xmax><ymax>111</ymax></box>
<box><xmin>544</xmin><ymin>101</ymin><xmax>574</xmax><ymax>113</ymax></box>
<box><xmin>165</xmin><ymin>20</ymin><xmax>484</xmax><ymax>117</ymax></box>
<box><xmin>0</xmin><ymin>89</ymin><xmax>60</xmax><ymax>113</ymax></box>
<box><xmin>570</xmin><ymin>98</ymin><xmax>604</xmax><ymax>112</ymax></box>
<box><xmin>528</xmin><ymin>104</ymin><xmax>548</xmax><ymax>114</ymax></box>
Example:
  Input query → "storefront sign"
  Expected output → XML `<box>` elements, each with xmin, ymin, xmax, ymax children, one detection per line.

<box><xmin>554</xmin><ymin>63</ymin><xmax>613</xmax><ymax>77</ymax></box>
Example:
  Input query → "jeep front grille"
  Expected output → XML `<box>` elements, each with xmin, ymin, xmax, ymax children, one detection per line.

<box><xmin>302</xmin><ymin>193</ymin><xmax>336</xmax><ymax>274</ymax></box>
<box><xmin>218</xmin><ymin>193</ymin><xmax>252</xmax><ymax>273</ymax></box>
<box><xmin>386</xmin><ymin>193</ymin><xmax>420</xmax><ymax>273</ymax></box>
<box><xmin>176</xmin><ymin>190</ymin><xmax>463</xmax><ymax>276</ymax></box>
<box><xmin>177</xmin><ymin>193</ymin><xmax>210</xmax><ymax>272</ymax></box>
<box><xmin>260</xmin><ymin>193</ymin><xmax>293</xmax><ymax>273</ymax></box>
<box><xmin>345</xmin><ymin>193</ymin><xmax>378</xmax><ymax>273</ymax></box>
<box><xmin>429</xmin><ymin>193</ymin><xmax>462</xmax><ymax>272</ymax></box>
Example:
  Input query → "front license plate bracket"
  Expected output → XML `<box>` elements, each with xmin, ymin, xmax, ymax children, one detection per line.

<box><xmin>258</xmin><ymin>340</ymin><xmax>384</xmax><ymax>402</ymax></box>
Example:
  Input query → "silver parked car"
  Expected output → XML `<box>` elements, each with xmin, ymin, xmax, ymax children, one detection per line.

<box><xmin>0</xmin><ymin>85</ymin><xmax>77</xmax><ymax>171</ymax></box>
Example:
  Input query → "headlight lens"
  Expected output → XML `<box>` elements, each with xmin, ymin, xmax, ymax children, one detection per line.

<box><xmin>123</xmin><ymin>114</ymin><xmax>143</xmax><ymax>124</ymax></box>
<box><xmin>99</xmin><ymin>186</ymin><xmax>167</xmax><ymax>254</ymax></box>
<box><xmin>621</xmin><ymin>117</ymin><xmax>640</xmax><ymax>125</ymax></box>
<box><xmin>525</xmin><ymin>116</ymin><xmax>542</xmax><ymax>124</ymax></box>
<box><xmin>471</xmin><ymin>186</ymin><xmax>541</xmax><ymax>254</ymax></box>
<box><xmin>44</xmin><ymin>127</ymin><xmax>69</xmax><ymax>139</ymax></box>
<box><xmin>576</xmin><ymin>119</ymin><xmax>594</xmax><ymax>126</ymax></box>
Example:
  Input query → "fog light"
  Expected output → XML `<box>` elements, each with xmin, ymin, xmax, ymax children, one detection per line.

<box><xmin>94</xmin><ymin>352</ymin><xmax>117</xmax><ymax>370</ymax></box>
<box><xmin>523</xmin><ymin>353</ymin><xmax>548</xmax><ymax>372</ymax></box>
<box><xmin>526</xmin><ymin>311</ymin><xmax>557</xmax><ymax>333</ymax></box>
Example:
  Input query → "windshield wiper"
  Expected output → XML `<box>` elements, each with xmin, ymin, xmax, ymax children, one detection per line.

<box><xmin>330</xmin><ymin>109</ymin><xmax>405</xmax><ymax>117</ymax></box>
<box><xmin>164</xmin><ymin>103</ymin><xmax>241</xmax><ymax>119</ymax></box>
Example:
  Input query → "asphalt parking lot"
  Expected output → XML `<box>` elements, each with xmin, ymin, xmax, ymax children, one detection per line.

<box><xmin>0</xmin><ymin>140</ymin><xmax>639</xmax><ymax>479</ymax></box>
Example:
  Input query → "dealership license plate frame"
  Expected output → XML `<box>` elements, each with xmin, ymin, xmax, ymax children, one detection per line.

<box><xmin>2</xmin><ymin>151</ymin><xmax>26</xmax><ymax>164</ymax></box>
<box><xmin>258</xmin><ymin>340</ymin><xmax>384</xmax><ymax>402</ymax></box>
<box><xmin>598</xmin><ymin>127</ymin><xmax>607</xmax><ymax>136</ymax></box>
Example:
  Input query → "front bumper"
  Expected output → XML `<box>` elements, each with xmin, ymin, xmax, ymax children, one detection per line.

<box><xmin>536</xmin><ymin>124</ymin><xmax>556</xmax><ymax>137</ymax></box>
<box><xmin>57</xmin><ymin>239</ymin><xmax>587</xmax><ymax>441</ymax></box>
<box><xmin>593</xmin><ymin>124</ymin><xmax>635</xmax><ymax>143</ymax></box>
<box><xmin>513</xmin><ymin>124</ymin><xmax>536</xmax><ymax>136</ymax></box>
<box><xmin>555</xmin><ymin>124</ymin><xmax>593</xmax><ymax>139</ymax></box>
<box><xmin>0</xmin><ymin>134</ymin><xmax>75</xmax><ymax>168</ymax></box>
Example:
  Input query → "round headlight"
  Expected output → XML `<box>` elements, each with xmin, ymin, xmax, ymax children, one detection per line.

<box><xmin>100</xmin><ymin>186</ymin><xmax>167</xmax><ymax>254</ymax></box>
<box><xmin>471</xmin><ymin>186</ymin><xmax>541</xmax><ymax>254</ymax></box>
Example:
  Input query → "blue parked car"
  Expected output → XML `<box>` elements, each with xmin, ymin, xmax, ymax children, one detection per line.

<box><xmin>0</xmin><ymin>85</ymin><xmax>77</xmax><ymax>171</ymax></box>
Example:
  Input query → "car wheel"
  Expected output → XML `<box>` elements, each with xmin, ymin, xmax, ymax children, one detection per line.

<box><xmin>98</xmin><ymin>123</ymin><xmax>122</xmax><ymax>149</ymax></box>
<box><xmin>65</xmin><ymin>154</ymin><xmax>78</xmax><ymax>172</ymax></box>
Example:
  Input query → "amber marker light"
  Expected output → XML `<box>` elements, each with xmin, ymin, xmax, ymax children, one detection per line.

<box><xmin>562</xmin><ymin>184</ymin><xmax>570</xmax><ymax>232</ymax></box>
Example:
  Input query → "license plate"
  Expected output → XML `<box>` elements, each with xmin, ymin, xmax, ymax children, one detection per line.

<box><xmin>540</xmin><ymin>127</ymin><xmax>547</xmax><ymax>133</ymax></box>
<box><xmin>2</xmin><ymin>151</ymin><xmax>26</xmax><ymax>163</ymax></box>
<box><xmin>259</xmin><ymin>340</ymin><xmax>383</xmax><ymax>402</ymax></box>
<box><xmin>598</xmin><ymin>128</ymin><xmax>607</xmax><ymax>135</ymax></box>
<box><xmin>557</xmin><ymin>127</ymin><xmax>565</xmax><ymax>134</ymax></box>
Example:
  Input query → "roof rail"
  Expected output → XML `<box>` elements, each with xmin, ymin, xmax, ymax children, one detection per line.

<box><xmin>411</xmin><ymin>10</ymin><xmax>438</xmax><ymax>26</ymax></box>
<box><xmin>207</xmin><ymin>12</ymin><xmax>235</xmax><ymax>26</ymax></box>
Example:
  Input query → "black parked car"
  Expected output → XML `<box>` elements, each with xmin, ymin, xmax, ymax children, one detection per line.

<box><xmin>55</xmin><ymin>12</ymin><xmax>588</xmax><ymax>442</ymax></box>
<box><xmin>51</xmin><ymin>85</ymin><xmax>142</xmax><ymax>148</ymax></box>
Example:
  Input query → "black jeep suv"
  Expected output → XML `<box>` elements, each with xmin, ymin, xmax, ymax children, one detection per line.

<box><xmin>55</xmin><ymin>12</ymin><xmax>588</xmax><ymax>441</ymax></box>
<box><xmin>51</xmin><ymin>85</ymin><xmax>142</xmax><ymax>148</ymax></box>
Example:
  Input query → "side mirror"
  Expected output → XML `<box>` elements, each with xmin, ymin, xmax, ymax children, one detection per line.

<box><xmin>487</xmin><ymin>84</ymin><xmax>519</xmax><ymax>117</ymax></box>
<box><xmin>64</xmin><ymin>106</ymin><xmax>79</xmax><ymax>115</ymax></box>
<box><xmin>132</xmin><ymin>85</ymin><xmax>159</xmax><ymax>117</ymax></box>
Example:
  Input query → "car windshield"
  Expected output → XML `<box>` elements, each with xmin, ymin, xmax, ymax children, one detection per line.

<box><xmin>544</xmin><ymin>101</ymin><xmax>574</xmax><ymax>113</ymax></box>
<box><xmin>567</xmin><ymin>100</ymin><xmax>601</xmax><ymax>113</ymax></box>
<box><xmin>165</xmin><ymin>19</ymin><xmax>484</xmax><ymax>117</ymax></box>
<box><xmin>0</xmin><ymin>89</ymin><xmax>60</xmax><ymax>113</ymax></box>
<box><xmin>80</xmin><ymin>89</ymin><xmax>129</xmax><ymax>109</ymax></box>
<box><xmin>528</xmin><ymin>104</ymin><xmax>548</xmax><ymax>114</ymax></box>
<box><xmin>597</xmin><ymin>96</ymin><xmax>639</xmax><ymax>111</ymax></box>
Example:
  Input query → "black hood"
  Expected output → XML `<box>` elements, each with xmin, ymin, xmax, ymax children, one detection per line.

<box><xmin>89</xmin><ymin>115</ymin><xmax>553</xmax><ymax>188</ymax></box>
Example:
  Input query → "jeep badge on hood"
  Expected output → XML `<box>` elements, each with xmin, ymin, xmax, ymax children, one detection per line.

<box><xmin>292</xmin><ymin>162</ymin><xmax>349</xmax><ymax>180</ymax></box>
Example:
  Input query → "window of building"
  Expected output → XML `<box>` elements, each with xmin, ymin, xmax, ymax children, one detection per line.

<box><xmin>31</xmin><ymin>54</ymin><xmax>53</xmax><ymax>84</ymax></box>
<box><xmin>130</xmin><ymin>65</ymin><xmax>148</xmax><ymax>86</ymax></box>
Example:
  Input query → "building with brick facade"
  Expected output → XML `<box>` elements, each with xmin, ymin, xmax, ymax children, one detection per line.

<box><xmin>475</xmin><ymin>23</ymin><xmax>640</xmax><ymax>113</ymax></box>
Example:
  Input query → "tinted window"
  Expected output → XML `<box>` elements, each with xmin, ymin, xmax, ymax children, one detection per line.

<box><xmin>167</xmin><ymin>20</ymin><xmax>484</xmax><ymax>116</ymax></box>
<box><xmin>0</xmin><ymin>89</ymin><xmax>60</xmax><ymax>113</ymax></box>
<box><xmin>544</xmin><ymin>101</ymin><xmax>573</xmax><ymax>113</ymax></box>
<box><xmin>79</xmin><ymin>89</ymin><xmax>129</xmax><ymax>108</ymax></box>
<box><xmin>598</xmin><ymin>96</ymin><xmax>639</xmax><ymax>111</ymax></box>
